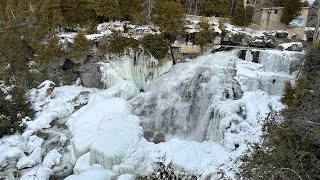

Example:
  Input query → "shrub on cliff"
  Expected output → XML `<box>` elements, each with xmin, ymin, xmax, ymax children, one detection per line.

<box><xmin>34</xmin><ymin>36</ymin><xmax>65</xmax><ymax>67</ymax></box>
<box><xmin>0</xmin><ymin>86</ymin><xmax>34</xmax><ymax>138</ymax></box>
<box><xmin>104</xmin><ymin>31</ymin><xmax>139</xmax><ymax>55</ymax></box>
<box><xmin>141</xmin><ymin>34</ymin><xmax>169</xmax><ymax>60</ymax></box>
<box><xmin>68</xmin><ymin>32</ymin><xmax>93</xmax><ymax>61</ymax></box>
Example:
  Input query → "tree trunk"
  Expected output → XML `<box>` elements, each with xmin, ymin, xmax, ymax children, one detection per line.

<box><xmin>313</xmin><ymin>7</ymin><xmax>320</xmax><ymax>42</ymax></box>
<box><xmin>146</xmin><ymin>0</ymin><xmax>154</xmax><ymax>25</ymax></box>
<box><xmin>170</xmin><ymin>46</ymin><xmax>176</xmax><ymax>65</ymax></box>
<box><xmin>110</xmin><ymin>19</ymin><xmax>114</xmax><ymax>29</ymax></box>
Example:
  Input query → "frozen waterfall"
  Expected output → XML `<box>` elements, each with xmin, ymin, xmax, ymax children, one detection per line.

<box><xmin>100</xmin><ymin>50</ymin><xmax>173</xmax><ymax>91</ymax></box>
<box><xmin>131</xmin><ymin>52</ymin><xmax>245</xmax><ymax>142</ymax></box>
<box><xmin>237</xmin><ymin>49</ymin><xmax>302</xmax><ymax>95</ymax></box>
<box><xmin>2</xmin><ymin>47</ymin><xmax>301</xmax><ymax>179</ymax></box>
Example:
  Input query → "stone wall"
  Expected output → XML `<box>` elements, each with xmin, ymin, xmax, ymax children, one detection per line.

<box><xmin>250</xmin><ymin>7</ymin><xmax>309</xmax><ymax>38</ymax></box>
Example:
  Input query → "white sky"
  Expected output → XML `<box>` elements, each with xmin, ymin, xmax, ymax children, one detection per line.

<box><xmin>308</xmin><ymin>0</ymin><xmax>315</xmax><ymax>4</ymax></box>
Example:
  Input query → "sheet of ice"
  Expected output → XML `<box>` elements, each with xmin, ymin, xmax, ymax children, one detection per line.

<box><xmin>98</xmin><ymin>80</ymin><xmax>140</xmax><ymax>100</ymax></box>
<box><xmin>67</xmin><ymin>96</ymin><xmax>135</xmax><ymax>158</ymax></box>
<box><xmin>237</xmin><ymin>61</ymin><xmax>296</xmax><ymax>95</ymax></box>
<box><xmin>242</xmin><ymin>49</ymin><xmax>302</xmax><ymax>74</ymax></box>
<box><xmin>65</xmin><ymin>166</ymin><xmax>112</xmax><ymax>180</ymax></box>
<box><xmin>90</xmin><ymin>116</ymin><xmax>142</xmax><ymax>170</ymax></box>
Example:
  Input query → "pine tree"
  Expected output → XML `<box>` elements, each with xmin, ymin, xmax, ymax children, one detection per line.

<box><xmin>91</xmin><ymin>0</ymin><xmax>121</xmax><ymax>28</ymax></box>
<box><xmin>195</xmin><ymin>19</ymin><xmax>214</xmax><ymax>52</ymax></box>
<box><xmin>153</xmin><ymin>0</ymin><xmax>185</xmax><ymax>64</ymax></box>
<box><xmin>141</xmin><ymin>34</ymin><xmax>169</xmax><ymax>59</ymax></box>
<box><xmin>119</xmin><ymin>0</ymin><xmax>142</xmax><ymax>22</ymax></box>
<box><xmin>61</xmin><ymin>0</ymin><xmax>96</xmax><ymax>28</ymax></box>
<box><xmin>201</xmin><ymin>0</ymin><xmax>229</xmax><ymax>17</ymax></box>
<box><xmin>281</xmin><ymin>0</ymin><xmax>303</xmax><ymax>25</ymax></box>
<box><xmin>39</xmin><ymin>0</ymin><xmax>66</xmax><ymax>32</ymax></box>
<box><xmin>34</xmin><ymin>36</ymin><xmax>64</xmax><ymax>67</ymax></box>
<box><xmin>104</xmin><ymin>31</ymin><xmax>139</xmax><ymax>55</ymax></box>
<box><xmin>68</xmin><ymin>32</ymin><xmax>92</xmax><ymax>61</ymax></box>
<box><xmin>280</xmin><ymin>81</ymin><xmax>295</xmax><ymax>106</ymax></box>
<box><xmin>231</xmin><ymin>1</ymin><xmax>254</xmax><ymax>27</ymax></box>
<box><xmin>153</xmin><ymin>0</ymin><xmax>185</xmax><ymax>39</ymax></box>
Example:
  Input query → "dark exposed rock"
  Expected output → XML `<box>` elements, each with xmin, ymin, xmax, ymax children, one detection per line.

<box><xmin>143</xmin><ymin>131</ymin><xmax>155</xmax><ymax>141</ymax></box>
<box><xmin>62</xmin><ymin>59</ymin><xmax>74</xmax><ymax>71</ymax></box>
<box><xmin>153</xmin><ymin>133</ymin><xmax>165</xmax><ymax>144</ymax></box>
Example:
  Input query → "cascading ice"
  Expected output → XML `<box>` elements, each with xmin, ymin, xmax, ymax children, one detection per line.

<box><xmin>131</xmin><ymin>52</ymin><xmax>244</xmax><ymax>142</ymax></box>
<box><xmin>100</xmin><ymin>50</ymin><xmax>173</xmax><ymax>90</ymax></box>
<box><xmin>237</xmin><ymin>49</ymin><xmax>302</xmax><ymax>95</ymax></box>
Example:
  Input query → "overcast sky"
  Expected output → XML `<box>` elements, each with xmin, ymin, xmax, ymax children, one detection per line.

<box><xmin>308</xmin><ymin>0</ymin><xmax>315</xmax><ymax>4</ymax></box>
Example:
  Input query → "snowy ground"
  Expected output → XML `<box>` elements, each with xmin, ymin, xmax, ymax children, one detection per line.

<box><xmin>0</xmin><ymin>49</ymin><xmax>300</xmax><ymax>179</ymax></box>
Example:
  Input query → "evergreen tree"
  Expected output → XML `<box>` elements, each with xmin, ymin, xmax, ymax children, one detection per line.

<box><xmin>281</xmin><ymin>0</ymin><xmax>303</xmax><ymax>25</ymax></box>
<box><xmin>201</xmin><ymin>0</ymin><xmax>229</xmax><ymax>17</ymax></box>
<box><xmin>34</xmin><ymin>36</ymin><xmax>64</xmax><ymax>68</ymax></box>
<box><xmin>68</xmin><ymin>32</ymin><xmax>92</xmax><ymax>61</ymax></box>
<box><xmin>195</xmin><ymin>19</ymin><xmax>214</xmax><ymax>52</ymax></box>
<box><xmin>153</xmin><ymin>0</ymin><xmax>185</xmax><ymax>39</ymax></box>
<box><xmin>153</xmin><ymin>0</ymin><xmax>185</xmax><ymax>64</ymax></box>
<box><xmin>119</xmin><ymin>0</ymin><xmax>143</xmax><ymax>22</ymax></box>
<box><xmin>39</xmin><ymin>0</ymin><xmax>66</xmax><ymax>32</ymax></box>
<box><xmin>91</xmin><ymin>0</ymin><xmax>121</xmax><ymax>28</ymax></box>
<box><xmin>61</xmin><ymin>0</ymin><xmax>96</xmax><ymax>28</ymax></box>
<box><xmin>104</xmin><ymin>31</ymin><xmax>139</xmax><ymax>55</ymax></box>
<box><xmin>0</xmin><ymin>86</ymin><xmax>34</xmax><ymax>138</ymax></box>
<box><xmin>231</xmin><ymin>2</ymin><xmax>254</xmax><ymax>27</ymax></box>
<box><xmin>141</xmin><ymin>34</ymin><xmax>169</xmax><ymax>59</ymax></box>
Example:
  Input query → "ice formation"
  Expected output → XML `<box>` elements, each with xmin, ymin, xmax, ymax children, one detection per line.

<box><xmin>100</xmin><ymin>50</ymin><xmax>173</xmax><ymax>90</ymax></box>
<box><xmin>0</xmin><ymin>47</ymin><xmax>301</xmax><ymax>179</ymax></box>
<box><xmin>237</xmin><ymin>49</ymin><xmax>302</xmax><ymax>95</ymax></box>
<box><xmin>131</xmin><ymin>52</ymin><xmax>244</xmax><ymax>142</ymax></box>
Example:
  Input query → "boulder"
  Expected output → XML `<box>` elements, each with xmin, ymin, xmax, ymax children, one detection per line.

<box><xmin>277</xmin><ymin>42</ymin><xmax>303</xmax><ymax>52</ymax></box>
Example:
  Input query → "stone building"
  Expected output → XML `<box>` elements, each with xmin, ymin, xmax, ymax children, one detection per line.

<box><xmin>249</xmin><ymin>7</ymin><xmax>310</xmax><ymax>38</ymax></box>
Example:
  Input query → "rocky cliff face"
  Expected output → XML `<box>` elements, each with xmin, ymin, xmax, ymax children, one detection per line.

<box><xmin>44</xmin><ymin>49</ymin><xmax>173</xmax><ymax>91</ymax></box>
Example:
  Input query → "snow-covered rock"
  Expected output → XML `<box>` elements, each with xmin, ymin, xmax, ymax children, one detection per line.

<box><xmin>73</xmin><ymin>152</ymin><xmax>91</xmax><ymax>174</ymax></box>
<box><xmin>16</xmin><ymin>147</ymin><xmax>43</xmax><ymax>169</ymax></box>
<box><xmin>43</xmin><ymin>149</ymin><xmax>62</xmax><ymax>168</ymax></box>
<box><xmin>65</xmin><ymin>166</ymin><xmax>112</xmax><ymax>180</ymax></box>
<box><xmin>24</xmin><ymin>85</ymin><xmax>94</xmax><ymax>135</ymax></box>
<box><xmin>20</xmin><ymin>166</ymin><xmax>53</xmax><ymax>180</ymax></box>
<box><xmin>278</xmin><ymin>42</ymin><xmax>303</xmax><ymax>51</ymax></box>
